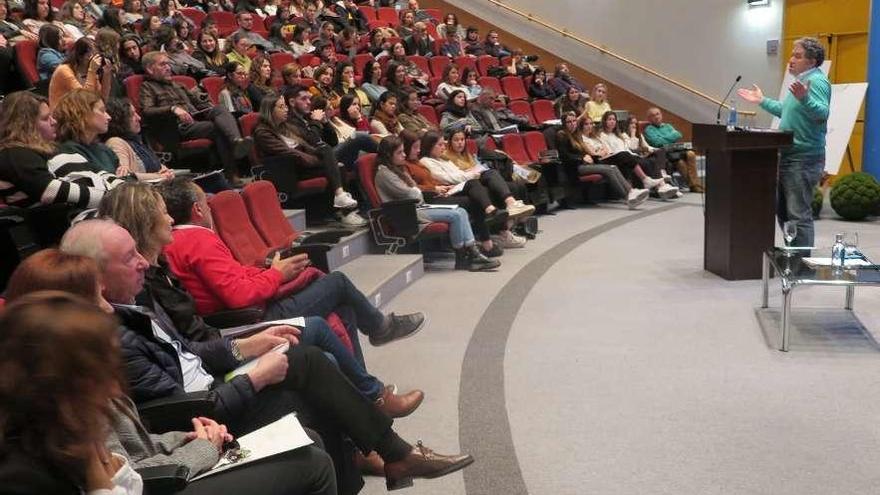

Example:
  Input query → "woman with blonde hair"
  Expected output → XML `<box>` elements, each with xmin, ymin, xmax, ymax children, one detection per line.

<box><xmin>54</xmin><ymin>88</ymin><xmax>119</xmax><ymax>174</ymax></box>
<box><xmin>0</xmin><ymin>91</ymin><xmax>122</xmax><ymax>209</ymax></box>
<box><xmin>582</xmin><ymin>82</ymin><xmax>611</xmax><ymax>122</ymax></box>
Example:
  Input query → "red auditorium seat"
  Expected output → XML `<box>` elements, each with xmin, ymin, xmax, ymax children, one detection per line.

<box><xmin>200</xmin><ymin>76</ymin><xmax>225</xmax><ymax>105</ymax></box>
<box><xmin>353</xmin><ymin>53</ymin><xmax>374</xmax><ymax>75</ymax></box>
<box><xmin>376</xmin><ymin>7</ymin><xmax>399</xmax><ymax>26</ymax></box>
<box><xmin>476</xmin><ymin>55</ymin><xmax>498</xmax><ymax>76</ymax></box>
<box><xmin>14</xmin><ymin>39</ymin><xmax>39</xmax><ymax>87</ymax></box>
<box><xmin>356</xmin><ymin>154</ymin><xmax>449</xmax><ymax>251</ymax></box>
<box><xmin>478</xmin><ymin>76</ymin><xmax>503</xmax><ymax>96</ymax></box>
<box><xmin>171</xmin><ymin>75</ymin><xmax>197</xmax><ymax>90</ymax></box>
<box><xmin>429</xmin><ymin>56</ymin><xmax>450</xmax><ymax>78</ymax></box>
<box><xmin>298</xmin><ymin>53</ymin><xmax>320</xmax><ymax>67</ymax></box>
<box><xmin>358</xmin><ymin>5</ymin><xmax>377</xmax><ymax>21</ymax></box>
<box><xmin>501</xmin><ymin>76</ymin><xmax>528</xmax><ymax>101</ymax></box>
<box><xmin>417</xmin><ymin>105</ymin><xmax>439</xmax><ymax>126</ymax></box>
<box><xmin>466</xmin><ymin>139</ymin><xmax>478</xmax><ymax>155</ymax></box>
<box><xmin>509</xmin><ymin>100</ymin><xmax>537</xmax><ymax>126</ymax></box>
<box><xmin>180</xmin><ymin>7</ymin><xmax>206</xmax><ymax>25</ymax></box>
<box><xmin>408</xmin><ymin>55</ymin><xmax>431</xmax><ymax>76</ymax></box>
<box><xmin>522</xmin><ymin>131</ymin><xmax>549</xmax><ymax>162</ymax></box>
<box><xmin>210</xmin><ymin>11</ymin><xmax>237</xmax><ymax>36</ymax></box>
<box><xmin>368</xmin><ymin>19</ymin><xmax>392</xmax><ymax>30</ymax></box>
<box><xmin>242</xmin><ymin>181</ymin><xmax>300</xmax><ymax>248</ymax></box>
<box><xmin>424</xmin><ymin>8</ymin><xmax>442</xmax><ymax>22</ymax></box>
<box><xmin>428</xmin><ymin>76</ymin><xmax>441</xmax><ymax>94</ymax></box>
<box><xmin>454</xmin><ymin>56</ymin><xmax>477</xmax><ymax>73</ymax></box>
<box><xmin>531</xmin><ymin>99</ymin><xmax>557</xmax><ymax>123</ymax></box>
<box><xmin>237</xmin><ymin>112</ymin><xmax>261</xmax><ymax>167</ymax></box>
<box><xmin>501</xmin><ymin>134</ymin><xmax>532</xmax><ymax>164</ymax></box>
<box><xmin>208</xmin><ymin>190</ymin><xmax>274</xmax><ymax>266</ymax></box>
<box><xmin>270</xmin><ymin>52</ymin><xmax>296</xmax><ymax>71</ymax></box>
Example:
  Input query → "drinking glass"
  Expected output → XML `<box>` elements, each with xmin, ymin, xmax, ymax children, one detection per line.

<box><xmin>783</xmin><ymin>221</ymin><xmax>797</xmax><ymax>256</ymax></box>
<box><xmin>844</xmin><ymin>232</ymin><xmax>860</xmax><ymax>258</ymax></box>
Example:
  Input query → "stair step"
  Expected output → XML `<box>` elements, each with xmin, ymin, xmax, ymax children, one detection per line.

<box><xmin>283</xmin><ymin>209</ymin><xmax>307</xmax><ymax>233</ymax></box>
<box><xmin>336</xmin><ymin>254</ymin><xmax>424</xmax><ymax>308</ymax></box>
<box><xmin>317</xmin><ymin>228</ymin><xmax>371</xmax><ymax>271</ymax></box>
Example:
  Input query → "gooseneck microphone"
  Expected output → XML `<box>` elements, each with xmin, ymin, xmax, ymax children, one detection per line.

<box><xmin>716</xmin><ymin>75</ymin><xmax>742</xmax><ymax>124</ymax></box>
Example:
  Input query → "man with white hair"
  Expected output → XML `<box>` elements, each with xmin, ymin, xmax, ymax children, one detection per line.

<box><xmin>59</xmin><ymin>219</ymin><xmax>474</xmax><ymax>492</ymax></box>
<box><xmin>738</xmin><ymin>37</ymin><xmax>831</xmax><ymax>247</ymax></box>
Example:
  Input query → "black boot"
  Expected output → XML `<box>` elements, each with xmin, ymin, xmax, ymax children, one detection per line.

<box><xmin>455</xmin><ymin>245</ymin><xmax>501</xmax><ymax>272</ymax></box>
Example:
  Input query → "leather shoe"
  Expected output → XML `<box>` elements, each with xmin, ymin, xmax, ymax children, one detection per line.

<box><xmin>369</xmin><ymin>312</ymin><xmax>425</xmax><ymax>346</ymax></box>
<box><xmin>384</xmin><ymin>441</ymin><xmax>474</xmax><ymax>491</ymax></box>
<box><xmin>375</xmin><ymin>384</ymin><xmax>424</xmax><ymax>418</ymax></box>
<box><xmin>354</xmin><ymin>451</ymin><xmax>384</xmax><ymax>477</ymax></box>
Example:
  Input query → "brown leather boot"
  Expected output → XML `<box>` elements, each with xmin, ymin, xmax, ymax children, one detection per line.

<box><xmin>375</xmin><ymin>385</ymin><xmax>424</xmax><ymax>418</ymax></box>
<box><xmin>384</xmin><ymin>440</ymin><xmax>474</xmax><ymax>490</ymax></box>
<box><xmin>354</xmin><ymin>451</ymin><xmax>385</xmax><ymax>477</ymax></box>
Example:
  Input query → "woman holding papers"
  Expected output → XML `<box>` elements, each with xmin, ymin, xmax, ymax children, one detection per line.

<box><xmin>375</xmin><ymin>135</ymin><xmax>500</xmax><ymax>272</ymax></box>
<box><xmin>1</xmin><ymin>259</ymin><xmax>338</xmax><ymax>495</ymax></box>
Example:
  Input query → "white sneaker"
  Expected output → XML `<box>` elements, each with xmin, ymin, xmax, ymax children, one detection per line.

<box><xmin>626</xmin><ymin>188</ymin><xmax>649</xmax><ymax>209</ymax></box>
<box><xmin>333</xmin><ymin>191</ymin><xmax>358</xmax><ymax>209</ymax></box>
<box><xmin>507</xmin><ymin>201</ymin><xmax>535</xmax><ymax>219</ymax></box>
<box><xmin>340</xmin><ymin>210</ymin><xmax>368</xmax><ymax>227</ymax></box>
<box><xmin>492</xmin><ymin>231</ymin><xmax>526</xmax><ymax>249</ymax></box>
<box><xmin>642</xmin><ymin>176</ymin><xmax>665</xmax><ymax>189</ymax></box>
<box><xmin>656</xmin><ymin>182</ymin><xmax>680</xmax><ymax>200</ymax></box>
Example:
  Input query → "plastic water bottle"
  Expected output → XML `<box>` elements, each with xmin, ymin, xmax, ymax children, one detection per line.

<box><xmin>831</xmin><ymin>233</ymin><xmax>846</xmax><ymax>269</ymax></box>
<box><xmin>726</xmin><ymin>99</ymin><xmax>738</xmax><ymax>131</ymax></box>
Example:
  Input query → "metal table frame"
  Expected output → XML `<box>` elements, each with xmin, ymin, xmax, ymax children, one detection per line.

<box><xmin>762</xmin><ymin>249</ymin><xmax>863</xmax><ymax>352</ymax></box>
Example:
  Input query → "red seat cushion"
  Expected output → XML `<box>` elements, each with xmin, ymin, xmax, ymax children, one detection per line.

<box><xmin>242</xmin><ymin>181</ymin><xmax>300</xmax><ymax>250</ymax></box>
<box><xmin>578</xmin><ymin>174</ymin><xmax>604</xmax><ymax>183</ymax></box>
<box><xmin>14</xmin><ymin>40</ymin><xmax>38</xmax><ymax>86</ymax></box>
<box><xmin>208</xmin><ymin>190</ymin><xmax>271</xmax><ymax>266</ymax></box>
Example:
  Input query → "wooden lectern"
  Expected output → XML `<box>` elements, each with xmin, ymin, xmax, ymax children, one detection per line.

<box><xmin>692</xmin><ymin>124</ymin><xmax>793</xmax><ymax>280</ymax></box>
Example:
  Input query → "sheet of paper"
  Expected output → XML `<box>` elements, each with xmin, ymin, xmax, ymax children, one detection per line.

<box><xmin>224</xmin><ymin>342</ymin><xmax>290</xmax><ymax>382</ymax></box>
<box><xmin>802</xmin><ymin>257</ymin><xmax>871</xmax><ymax>267</ymax></box>
<box><xmin>219</xmin><ymin>317</ymin><xmax>306</xmax><ymax>339</ymax></box>
<box><xmin>446</xmin><ymin>181</ymin><xmax>466</xmax><ymax>196</ymax></box>
<box><xmin>190</xmin><ymin>414</ymin><xmax>313</xmax><ymax>481</ymax></box>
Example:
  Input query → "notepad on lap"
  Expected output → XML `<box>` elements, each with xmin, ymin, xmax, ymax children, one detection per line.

<box><xmin>224</xmin><ymin>342</ymin><xmax>290</xmax><ymax>382</ymax></box>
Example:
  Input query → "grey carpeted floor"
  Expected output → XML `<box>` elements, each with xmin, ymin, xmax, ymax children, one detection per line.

<box><xmin>360</xmin><ymin>195</ymin><xmax>880</xmax><ymax>495</ymax></box>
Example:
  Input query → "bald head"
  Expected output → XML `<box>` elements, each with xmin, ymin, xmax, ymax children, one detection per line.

<box><xmin>646</xmin><ymin>107</ymin><xmax>663</xmax><ymax>126</ymax></box>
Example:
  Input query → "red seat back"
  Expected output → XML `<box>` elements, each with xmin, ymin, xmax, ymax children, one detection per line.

<box><xmin>180</xmin><ymin>7</ymin><xmax>206</xmax><ymax>25</ymax></box>
<box><xmin>208</xmin><ymin>190</ymin><xmax>270</xmax><ymax>266</ymax></box>
<box><xmin>523</xmin><ymin>131</ymin><xmax>548</xmax><ymax>162</ymax></box>
<box><xmin>501</xmin><ymin>133</ymin><xmax>530</xmax><ymax>164</ymax></box>
<box><xmin>429</xmin><ymin>55</ymin><xmax>450</xmax><ymax>78</ymax></box>
<box><xmin>417</xmin><ymin>104</ymin><xmax>438</xmax><ymax>126</ymax></box>
<box><xmin>356</xmin><ymin>153</ymin><xmax>382</xmax><ymax>209</ymax></box>
<box><xmin>171</xmin><ymin>75</ymin><xmax>197</xmax><ymax>90</ymax></box>
<box><xmin>242</xmin><ymin>181</ymin><xmax>299</xmax><ymax>249</ymax></box>
<box><xmin>531</xmin><ymin>99</ymin><xmax>557</xmax><ymax>123</ymax></box>
<box><xmin>124</xmin><ymin>75</ymin><xmax>145</xmax><ymax>112</ymax></box>
<box><xmin>454</xmin><ymin>56</ymin><xmax>477</xmax><ymax>73</ymax></box>
<box><xmin>14</xmin><ymin>39</ymin><xmax>38</xmax><ymax>86</ymax></box>
<box><xmin>466</xmin><ymin>138</ymin><xmax>478</xmax><ymax>155</ymax></box>
<box><xmin>270</xmin><ymin>52</ymin><xmax>296</xmax><ymax>71</ymax></box>
<box><xmin>409</xmin><ymin>55</ymin><xmax>430</xmax><ymax>76</ymax></box>
<box><xmin>501</xmin><ymin>76</ymin><xmax>528</xmax><ymax>100</ymax></box>
<box><xmin>210</xmin><ymin>11</ymin><xmax>237</xmax><ymax>31</ymax></box>
<box><xmin>476</xmin><ymin>55</ymin><xmax>498</xmax><ymax>76</ymax></box>
<box><xmin>200</xmin><ymin>76</ymin><xmax>225</xmax><ymax>105</ymax></box>
<box><xmin>509</xmin><ymin>100</ymin><xmax>536</xmax><ymax>125</ymax></box>
<box><xmin>238</xmin><ymin>112</ymin><xmax>261</xmax><ymax>165</ymax></box>
<box><xmin>358</xmin><ymin>5</ymin><xmax>377</xmax><ymax>21</ymax></box>
<box><xmin>376</xmin><ymin>7</ymin><xmax>399</xmax><ymax>25</ymax></box>
<box><xmin>478</xmin><ymin>76</ymin><xmax>502</xmax><ymax>96</ymax></box>
<box><xmin>353</xmin><ymin>53</ymin><xmax>374</xmax><ymax>75</ymax></box>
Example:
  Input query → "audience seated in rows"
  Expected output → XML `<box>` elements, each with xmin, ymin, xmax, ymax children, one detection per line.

<box><xmin>48</xmin><ymin>35</ymin><xmax>112</xmax><ymax>108</ymax></box>
<box><xmin>60</xmin><ymin>218</ymin><xmax>473</xmax><ymax>494</ymax></box>
<box><xmin>397</xmin><ymin>85</ymin><xmax>437</xmax><ymax>135</ymax></box>
<box><xmin>0</xmin><ymin>258</ymin><xmax>338</xmax><ymax>494</ymax></box>
<box><xmin>104</xmin><ymin>97</ymin><xmax>174</xmax><ymax>181</ymax></box>
<box><xmin>583</xmin><ymin>82</ymin><xmax>611</xmax><ymax>123</ymax></box>
<box><xmin>374</xmin><ymin>134</ymin><xmax>500</xmax><ymax>271</ymax></box>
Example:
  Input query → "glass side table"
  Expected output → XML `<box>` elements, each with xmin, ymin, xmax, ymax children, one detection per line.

<box><xmin>761</xmin><ymin>247</ymin><xmax>880</xmax><ymax>351</ymax></box>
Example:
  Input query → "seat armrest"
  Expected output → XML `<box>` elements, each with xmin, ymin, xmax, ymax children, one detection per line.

<box><xmin>380</xmin><ymin>199</ymin><xmax>421</xmax><ymax>239</ymax></box>
<box><xmin>138</xmin><ymin>465</ymin><xmax>190</xmax><ymax>494</ymax></box>
<box><xmin>137</xmin><ymin>391</ymin><xmax>214</xmax><ymax>434</ymax></box>
<box><xmin>203</xmin><ymin>307</ymin><xmax>265</xmax><ymax>328</ymax></box>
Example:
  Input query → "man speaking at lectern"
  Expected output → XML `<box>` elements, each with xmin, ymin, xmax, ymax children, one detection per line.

<box><xmin>738</xmin><ymin>37</ymin><xmax>830</xmax><ymax>248</ymax></box>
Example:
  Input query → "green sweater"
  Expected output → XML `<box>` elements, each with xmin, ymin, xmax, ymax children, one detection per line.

<box><xmin>643</xmin><ymin>123</ymin><xmax>683</xmax><ymax>147</ymax></box>
<box><xmin>759</xmin><ymin>67</ymin><xmax>831</xmax><ymax>160</ymax></box>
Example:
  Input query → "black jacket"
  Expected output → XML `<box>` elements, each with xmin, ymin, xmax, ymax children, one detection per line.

<box><xmin>0</xmin><ymin>446</ymin><xmax>79</xmax><ymax>495</ymax></box>
<box><xmin>139</xmin><ymin>261</ymin><xmax>222</xmax><ymax>343</ymax></box>
<box><xmin>287</xmin><ymin>110</ymin><xmax>339</xmax><ymax>149</ymax></box>
<box><xmin>113</xmin><ymin>303</ymin><xmax>256</xmax><ymax>421</ymax></box>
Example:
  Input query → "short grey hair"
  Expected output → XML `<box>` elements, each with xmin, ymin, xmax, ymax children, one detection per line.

<box><xmin>60</xmin><ymin>219</ymin><xmax>118</xmax><ymax>268</ymax></box>
<box><xmin>794</xmin><ymin>37</ymin><xmax>825</xmax><ymax>68</ymax></box>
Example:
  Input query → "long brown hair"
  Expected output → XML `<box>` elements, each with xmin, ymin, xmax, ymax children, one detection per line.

<box><xmin>559</xmin><ymin>111</ymin><xmax>588</xmax><ymax>154</ymax></box>
<box><xmin>98</xmin><ymin>181</ymin><xmax>167</xmax><ymax>260</ymax></box>
<box><xmin>377</xmin><ymin>134</ymin><xmax>415</xmax><ymax>187</ymax></box>
<box><xmin>5</xmin><ymin>249</ymin><xmax>101</xmax><ymax>302</ymax></box>
<box><xmin>0</xmin><ymin>291</ymin><xmax>123</xmax><ymax>485</ymax></box>
<box><xmin>54</xmin><ymin>89</ymin><xmax>103</xmax><ymax>143</ymax></box>
<box><xmin>442</xmin><ymin>128</ymin><xmax>477</xmax><ymax>171</ymax></box>
<box><xmin>0</xmin><ymin>92</ymin><xmax>56</xmax><ymax>155</ymax></box>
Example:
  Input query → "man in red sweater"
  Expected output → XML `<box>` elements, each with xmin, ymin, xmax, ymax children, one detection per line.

<box><xmin>159</xmin><ymin>177</ymin><xmax>425</xmax><ymax>350</ymax></box>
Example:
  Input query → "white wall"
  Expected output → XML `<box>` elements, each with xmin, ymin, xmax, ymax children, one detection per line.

<box><xmin>444</xmin><ymin>0</ymin><xmax>785</xmax><ymax>125</ymax></box>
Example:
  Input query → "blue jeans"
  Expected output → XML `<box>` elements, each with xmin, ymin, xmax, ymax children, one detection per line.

<box><xmin>298</xmin><ymin>316</ymin><xmax>383</xmax><ymax>401</ymax></box>
<box><xmin>419</xmin><ymin>206</ymin><xmax>475</xmax><ymax>248</ymax></box>
<box><xmin>264</xmin><ymin>270</ymin><xmax>385</xmax><ymax>341</ymax></box>
<box><xmin>777</xmin><ymin>155</ymin><xmax>824</xmax><ymax>247</ymax></box>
